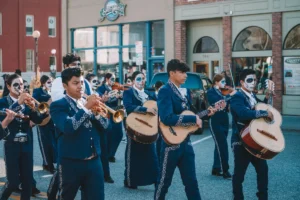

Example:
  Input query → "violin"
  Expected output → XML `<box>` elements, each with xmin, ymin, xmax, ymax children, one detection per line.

<box><xmin>220</xmin><ymin>87</ymin><xmax>234</xmax><ymax>96</ymax></box>
<box><xmin>112</xmin><ymin>82</ymin><xmax>131</xmax><ymax>91</ymax></box>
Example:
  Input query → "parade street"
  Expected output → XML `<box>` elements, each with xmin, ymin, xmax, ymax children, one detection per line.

<box><xmin>0</xmin><ymin>126</ymin><xmax>299</xmax><ymax>200</ymax></box>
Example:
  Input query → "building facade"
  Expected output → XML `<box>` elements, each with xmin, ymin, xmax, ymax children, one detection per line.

<box><xmin>175</xmin><ymin>0</ymin><xmax>300</xmax><ymax>115</ymax></box>
<box><xmin>0</xmin><ymin>0</ymin><xmax>61</xmax><ymax>85</ymax></box>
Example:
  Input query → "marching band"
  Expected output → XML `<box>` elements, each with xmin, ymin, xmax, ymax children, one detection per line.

<box><xmin>0</xmin><ymin>54</ymin><xmax>279</xmax><ymax>200</ymax></box>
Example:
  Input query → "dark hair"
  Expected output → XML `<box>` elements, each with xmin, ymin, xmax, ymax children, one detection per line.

<box><xmin>127</xmin><ymin>76</ymin><xmax>133</xmax><ymax>82</ymax></box>
<box><xmin>85</xmin><ymin>73</ymin><xmax>96</xmax><ymax>82</ymax></box>
<box><xmin>62</xmin><ymin>67</ymin><xmax>83</xmax><ymax>85</ymax></box>
<box><xmin>132</xmin><ymin>71</ymin><xmax>143</xmax><ymax>80</ymax></box>
<box><xmin>63</xmin><ymin>53</ymin><xmax>81</xmax><ymax>66</ymax></box>
<box><xmin>212</xmin><ymin>74</ymin><xmax>224</xmax><ymax>85</ymax></box>
<box><xmin>167</xmin><ymin>59</ymin><xmax>189</xmax><ymax>76</ymax></box>
<box><xmin>15</xmin><ymin>69</ymin><xmax>22</xmax><ymax>76</ymax></box>
<box><xmin>40</xmin><ymin>75</ymin><xmax>50</xmax><ymax>87</ymax></box>
<box><xmin>6</xmin><ymin>74</ymin><xmax>22</xmax><ymax>86</ymax></box>
<box><xmin>239</xmin><ymin>69</ymin><xmax>256</xmax><ymax>82</ymax></box>
<box><xmin>102</xmin><ymin>73</ymin><xmax>113</xmax><ymax>84</ymax></box>
<box><xmin>154</xmin><ymin>80</ymin><xmax>164</xmax><ymax>91</ymax></box>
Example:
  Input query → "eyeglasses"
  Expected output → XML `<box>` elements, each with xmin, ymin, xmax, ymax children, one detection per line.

<box><xmin>246</xmin><ymin>78</ymin><xmax>257</xmax><ymax>83</ymax></box>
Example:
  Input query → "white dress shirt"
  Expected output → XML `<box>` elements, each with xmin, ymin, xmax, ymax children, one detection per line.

<box><xmin>241</xmin><ymin>88</ymin><xmax>257</xmax><ymax>108</ymax></box>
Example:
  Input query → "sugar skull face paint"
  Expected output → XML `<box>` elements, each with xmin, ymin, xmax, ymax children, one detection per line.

<box><xmin>45</xmin><ymin>79</ymin><xmax>52</xmax><ymax>90</ymax></box>
<box><xmin>218</xmin><ymin>78</ymin><xmax>226</xmax><ymax>89</ymax></box>
<box><xmin>11</xmin><ymin>78</ymin><xmax>24</xmax><ymax>95</ymax></box>
<box><xmin>107</xmin><ymin>75</ymin><xmax>116</xmax><ymax>86</ymax></box>
<box><xmin>243</xmin><ymin>74</ymin><xmax>257</xmax><ymax>92</ymax></box>
<box><xmin>23</xmin><ymin>81</ymin><xmax>30</xmax><ymax>93</ymax></box>
<box><xmin>90</xmin><ymin>77</ymin><xmax>99</xmax><ymax>90</ymax></box>
<box><xmin>134</xmin><ymin>74</ymin><xmax>145</xmax><ymax>90</ymax></box>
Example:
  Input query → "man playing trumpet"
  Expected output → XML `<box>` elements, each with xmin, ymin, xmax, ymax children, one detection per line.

<box><xmin>49</xmin><ymin>68</ymin><xmax>110</xmax><ymax>199</ymax></box>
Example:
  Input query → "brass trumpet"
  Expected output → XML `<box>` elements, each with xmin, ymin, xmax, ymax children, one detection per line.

<box><xmin>24</xmin><ymin>96</ymin><xmax>49</xmax><ymax>114</ymax></box>
<box><xmin>87</xmin><ymin>95</ymin><xmax>124</xmax><ymax>123</ymax></box>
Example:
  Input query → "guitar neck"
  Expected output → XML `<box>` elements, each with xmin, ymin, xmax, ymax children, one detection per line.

<box><xmin>197</xmin><ymin>110</ymin><xmax>209</xmax><ymax>119</ymax></box>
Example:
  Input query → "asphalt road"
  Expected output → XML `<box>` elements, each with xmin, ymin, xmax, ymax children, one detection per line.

<box><xmin>0</xmin><ymin>127</ymin><xmax>299</xmax><ymax>200</ymax></box>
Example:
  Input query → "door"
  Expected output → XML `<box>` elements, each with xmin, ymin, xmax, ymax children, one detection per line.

<box><xmin>193</xmin><ymin>60</ymin><xmax>220</xmax><ymax>79</ymax></box>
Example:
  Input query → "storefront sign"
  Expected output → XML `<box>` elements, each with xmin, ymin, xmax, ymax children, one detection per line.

<box><xmin>284</xmin><ymin>57</ymin><xmax>300</xmax><ymax>95</ymax></box>
<box><xmin>135</xmin><ymin>41</ymin><xmax>143</xmax><ymax>66</ymax></box>
<box><xmin>100</xmin><ymin>0</ymin><xmax>126</xmax><ymax>22</ymax></box>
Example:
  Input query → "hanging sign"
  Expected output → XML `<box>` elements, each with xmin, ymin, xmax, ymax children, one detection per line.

<box><xmin>100</xmin><ymin>0</ymin><xmax>126</xmax><ymax>22</ymax></box>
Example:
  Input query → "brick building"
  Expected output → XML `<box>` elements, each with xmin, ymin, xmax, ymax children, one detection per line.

<box><xmin>175</xmin><ymin>0</ymin><xmax>300</xmax><ymax>115</ymax></box>
<box><xmin>0</xmin><ymin>0</ymin><xmax>61</xmax><ymax>86</ymax></box>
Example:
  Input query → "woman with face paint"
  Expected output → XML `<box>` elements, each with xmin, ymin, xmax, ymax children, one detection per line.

<box><xmin>207</xmin><ymin>74</ymin><xmax>237</xmax><ymax>179</ymax></box>
<box><xmin>123</xmin><ymin>71</ymin><xmax>159</xmax><ymax>189</ymax></box>
<box><xmin>32</xmin><ymin>75</ymin><xmax>56</xmax><ymax>174</ymax></box>
<box><xmin>0</xmin><ymin>74</ymin><xmax>47</xmax><ymax>200</ymax></box>
<box><xmin>86</xmin><ymin>73</ymin><xmax>101</xmax><ymax>94</ymax></box>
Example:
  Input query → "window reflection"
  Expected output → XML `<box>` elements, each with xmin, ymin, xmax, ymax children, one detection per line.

<box><xmin>284</xmin><ymin>24</ymin><xmax>300</xmax><ymax>49</ymax></box>
<box><xmin>123</xmin><ymin>23</ymin><xmax>146</xmax><ymax>45</ymax></box>
<box><xmin>74</xmin><ymin>28</ymin><xmax>94</xmax><ymax>48</ymax></box>
<box><xmin>97</xmin><ymin>49</ymin><xmax>119</xmax><ymax>79</ymax></box>
<box><xmin>193</xmin><ymin>36</ymin><xmax>219</xmax><ymax>53</ymax></box>
<box><xmin>97</xmin><ymin>26</ymin><xmax>119</xmax><ymax>46</ymax></box>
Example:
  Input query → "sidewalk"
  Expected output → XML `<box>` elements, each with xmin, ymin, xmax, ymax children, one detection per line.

<box><xmin>282</xmin><ymin>115</ymin><xmax>300</xmax><ymax>131</ymax></box>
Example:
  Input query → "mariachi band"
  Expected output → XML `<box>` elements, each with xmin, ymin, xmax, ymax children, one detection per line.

<box><xmin>0</xmin><ymin>53</ymin><xmax>280</xmax><ymax>200</ymax></box>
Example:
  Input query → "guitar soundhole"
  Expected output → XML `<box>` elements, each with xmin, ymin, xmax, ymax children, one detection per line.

<box><xmin>169</xmin><ymin>127</ymin><xmax>177</xmax><ymax>136</ymax></box>
<box><xmin>263</xmin><ymin>117</ymin><xmax>274</xmax><ymax>124</ymax></box>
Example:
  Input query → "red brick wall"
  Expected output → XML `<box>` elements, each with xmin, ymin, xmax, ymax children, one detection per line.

<box><xmin>272</xmin><ymin>12</ymin><xmax>282</xmax><ymax>112</ymax></box>
<box><xmin>175</xmin><ymin>21</ymin><xmax>187</xmax><ymax>63</ymax></box>
<box><xmin>222</xmin><ymin>16</ymin><xmax>232</xmax><ymax>72</ymax></box>
<box><xmin>175</xmin><ymin>0</ymin><xmax>226</xmax><ymax>6</ymax></box>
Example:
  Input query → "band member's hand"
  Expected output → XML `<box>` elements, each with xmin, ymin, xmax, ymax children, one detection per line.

<box><xmin>147</xmin><ymin>108</ymin><xmax>157</xmax><ymax>115</ymax></box>
<box><xmin>267</xmin><ymin>110</ymin><xmax>274</xmax><ymax>121</ymax></box>
<box><xmin>85</xmin><ymin>95</ymin><xmax>101</xmax><ymax>110</ymax></box>
<box><xmin>101</xmin><ymin>92</ymin><xmax>109</xmax><ymax>103</ymax></box>
<box><xmin>30</xmin><ymin>121</ymin><xmax>36</xmax><ymax>128</ymax></box>
<box><xmin>18</xmin><ymin>93</ymin><xmax>31</xmax><ymax>105</ymax></box>
<box><xmin>207</xmin><ymin>107</ymin><xmax>216</xmax><ymax>117</ymax></box>
<box><xmin>196</xmin><ymin>115</ymin><xmax>202</xmax><ymax>128</ymax></box>
<box><xmin>47</xmin><ymin>99</ymin><xmax>52</xmax><ymax>105</ymax></box>
<box><xmin>230</xmin><ymin>90</ymin><xmax>237</xmax><ymax>96</ymax></box>
<box><xmin>2</xmin><ymin>109</ymin><xmax>17</xmax><ymax>128</ymax></box>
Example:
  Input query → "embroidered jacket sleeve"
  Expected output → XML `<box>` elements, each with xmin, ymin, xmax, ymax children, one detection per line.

<box><xmin>0</xmin><ymin>121</ymin><xmax>10</xmax><ymax>140</ymax></box>
<box><xmin>90</xmin><ymin>115</ymin><xmax>110</xmax><ymax>131</ymax></box>
<box><xmin>230</xmin><ymin>93</ymin><xmax>268</xmax><ymax>121</ymax></box>
<box><xmin>50</xmin><ymin>100</ymin><xmax>92</xmax><ymax>135</ymax></box>
<box><xmin>158</xmin><ymin>87</ymin><xmax>196</xmax><ymax>127</ymax></box>
<box><xmin>123</xmin><ymin>89</ymin><xmax>147</xmax><ymax>114</ymax></box>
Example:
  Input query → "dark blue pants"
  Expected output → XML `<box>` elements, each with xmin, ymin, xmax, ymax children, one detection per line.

<box><xmin>47</xmin><ymin>163</ymin><xmax>59</xmax><ymax>200</ymax></box>
<box><xmin>0</xmin><ymin>141</ymin><xmax>33</xmax><ymax>200</ymax></box>
<box><xmin>156</xmin><ymin>134</ymin><xmax>162</xmax><ymax>165</ymax></box>
<box><xmin>59</xmin><ymin>157</ymin><xmax>104</xmax><ymax>200</ymax></box>
<box><xmin>107</xmin><ymin>118</ymin><xmax>123</xmax><ymax>158</ymax></box>
<box><xmin>36</xmin><ymin>122</ymin><xmax>56</xmax><ymax>167</ymax></box>
<box><xmin>232</xmin><ymin>144</ymin><xmax>268</xmax><ymax>200</ymax></box>
<box><xmin>209</xmin><ymin>118</ymin><xmax>229</xmax><ymax>173</ymax></box>
<box><xmin>154</xmin><ymin>140</ymin><xmax>201</xmax><ymax>200</ymax></box>
<box><xmin>100</xmin><ymin>131</ymin><xmax>110</xmax><ymax>177</ymax></box>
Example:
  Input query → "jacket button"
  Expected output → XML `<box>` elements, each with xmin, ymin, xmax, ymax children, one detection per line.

<box><xmin>91</xmin><ymin>146</ymin><xmax>93</xmax><ymax>148</ymax></box>
<box><xmin>90</xmin><ymin>137</ymin><xmax>93</xmax><ymax>140</ymax></box>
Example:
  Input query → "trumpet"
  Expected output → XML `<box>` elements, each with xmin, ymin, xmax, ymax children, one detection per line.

<box><xmin>24</xmin><ymin>96</ymin><xmax>49</xmax><ymax>114</ymax></box>
<box><xmin>87</xmin><ymin>95</ymin><xmax>124</xmax><ymax>123</ymax></box>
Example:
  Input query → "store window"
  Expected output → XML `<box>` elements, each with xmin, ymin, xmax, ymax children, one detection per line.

<box><xmin>232</xmin><ymin>57</ymin><xmax>273</xmax><ymax>94</ymax></box>
<box><xmin>75</xmin><ymin>49</ymin><xmax>94</xmax><ymax>74</ymax></box>
<box><xmin>26</xmin><ymin>49</ymin><xmax>34</xmax><ymax>71</ymax></box>
<box><xmin>48</xmin><ymin>16</ymin><xmax>56</xmax><ymax>37</ymax></box>
<box><xmin>193</xmin><ymin>36</ymin><xmax>219</xmax><ymax>53</ymax></box>
<box><xmin>96</xmin><ymin>48</ymin><xmax>119</xmax><ymax>80</ymax></box>
<box><xmin>74</xmin><ymin>28</ymin><xmax>94</xmax><ymax>48</ymax></box>
<box><xmin>152</xmin><ymin>21</ymin><xmax>165</xmax><ymax>56</ymax></box>
<box><xmin>283</xmin><ymin>57</ymin><xmax>300</xmax><ymax>95</ymax></box>
<box><xmin>122</xmin><ymin>47</ymin><xmax>146</xmax><ymax>81</ymax></box>
<box><xmin>233</xmin><ymin>26</ymin><xmax>272</xmax><ymax>51</ymax></box>
<box><xmin>284</xmin><ymin>24</ymin><xmax>300</xmax><ymax>49</ymax></box>
<box><xmin>123</xmin><ymin>23</ymin><xmax>146</xmax><ymax>45</ymax></box>
<box><xmin>26</xmin><ymin>15</ymin><xmax>34</xmax><ymax>36</ymax></box>
<box><xmin>97</xmin><ymin>26</ymin><xmax>119</xmax><ymax>46</ymax></box>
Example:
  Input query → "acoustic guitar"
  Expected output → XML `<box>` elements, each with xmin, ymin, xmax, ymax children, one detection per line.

<box><xmin>126</xmin><ymin>100</ymin><xmax>158</xmax><ymax>144</ymax></box>
<box><xmin>159</xmin><ymin>100</ymin><xmax>226</xmax><ymax>145</ymax></box>
<box><xmin>240</xmin><ymin>80</ymin><xmax>285</xmax><ymax>160</ymax></box>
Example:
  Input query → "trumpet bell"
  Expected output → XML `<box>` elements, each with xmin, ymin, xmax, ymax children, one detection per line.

<box><xmin>113</xmin><ymin>110</ymin><xmax>125</xmax><ymax>123</ymax></box>
<box><xmin>38</xmin><ymin>103</ymin><xmax>49</xmax><ymax>114</ymax></box>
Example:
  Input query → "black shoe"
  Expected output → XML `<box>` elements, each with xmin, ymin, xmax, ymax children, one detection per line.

<box><xmin>43</xmin><ymin>164</ymin><xmax>55</xmax><ymax>174</ymax></box>
<box><xmin>31</xmin><ymin>187</ymin><xmax>41</xmax><ymax>196</ymax></box>
<box><xmin>104</xmin><ymin>175</ymin><xmax>115</xmax><ymax>184</ymax></box>
<box><xmin>108</xmin><ymin>157</ymin><xmax>116</xmax><ymax>163</ymax></box>
<box><xmin>124</xmin><ymin>180</ymin><xmax>137</xmax><ymax>189</ymax></box>
<box><xmin>223</xmin><ymin>171</ymin><xmax>232</xmax><ymax>179</ymax></box>
<box><xmin>212</xmin><ymin>169</ymin><xmax>223</xmax><ymax>176</ymax></box>
<box><xmin>13</xmin><ymin>188</ymin><xmax>22</xmax><ymax>194</ymax></box>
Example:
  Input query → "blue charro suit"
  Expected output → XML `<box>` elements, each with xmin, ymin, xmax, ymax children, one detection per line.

<box><xmin>0</xmin><ymin>95</ymin><xmax>45</xmax><ymax>200</ymax></box>
<box><xmin>33</xmin><ymin>87</ymin><xmax>56</xmax><ymax>169</ymax></box>
<box><xmin>207</xmin><ymin>87</ymin><xmax>231</xmax><ymax>174</ymax></box>
<box><xmin>49</xmin><ymin>95</ymin><xmax>109</xmax><ymax>200</ymax></box>
<box><xmin>154</xmin><ymin>81</ymin><xmax>201</xmax><ymax>200</ymax></box>
<box><xmin>230</xmin><ymin>90</ymin><xmax>269</xmax><ymax>200</ymax></box>
<box><xmin>123</xmin><ymin>87</ymin><xmax>159</xmax><ymax>187</ymax></box>
<box><xmin>97</xmin><ymin>84</ymin><xmax>123</xmax><ymax>159</ymax></box>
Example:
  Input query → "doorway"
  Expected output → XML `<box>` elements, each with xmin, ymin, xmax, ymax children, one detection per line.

<box><xmin>193</xmin><ymin>60</ymin><xmax>220</xmax><ymax>79</ymax></box>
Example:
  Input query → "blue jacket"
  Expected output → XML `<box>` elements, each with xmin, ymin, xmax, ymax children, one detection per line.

<box><xmin>230</xmin><ymin>90</ymin><xmax>268</xmax><ymax>143</ymax></box>
<box><xmin>50</xmin><ymin>95</ymin><xmax>109</xmax><ymax>160</ymax></box>
<box><xmin>97</xmin><ymin>84</ymin><xmax>119</xmax><ymax>108</ymax></box>
<box><xmin>33</xmin><ymin>88</ymin><xmax>51</xmax><ymax>103</ymax></box>
<box><xmin>0</xmin><ymin>96</ymin><xmax>45</xmax><ymax>142</ymax></box>
<box><xmin>157</xmin><ymin>81</ymin><xmax>196</xmax><ymax>127</ymax></box>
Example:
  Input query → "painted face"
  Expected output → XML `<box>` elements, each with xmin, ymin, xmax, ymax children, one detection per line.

<box><xmin>134</xmin><ymin>74</ymin><xmax>145</xmax><ymax>89</ymax></box>
<box><xmin>11</xmin><ymin>78</ymin><xmax>24</xmax><ymax>95</ymax></box>
<box><xmin>218</xmin><ymin>78</ymin><xmax>226</xmax><ymax>89</ymax></box>
<box><xmin>23</xmin><ymin>82</ymin><xmax>30</xmax><ymax>93</ymax></box>
<box><xmin>45</xmin><ymin>79</ymin><xmax>52</xmax><ymax>90</ymax></box>
<box><xmin>126</xmin><ymin>79</ymin><xmax>132</xmax><ymax>86</ymax></box>
<box><xmin>107</xmin><ymin>75</ymin><xmax>116</xmax><ymax>86</ymax></box>
<box><xmin>243</xmin><ymin>74</ymin><xmax>257</xmax><ymax>92</ymax></box>
<box><xmin>90</xmin><ymin>77</ymin><xmax>99</xmax><ymax>90</ymax></box>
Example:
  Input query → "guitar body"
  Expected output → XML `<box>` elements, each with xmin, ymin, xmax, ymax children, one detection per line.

<box><xmin>159</xmin><ymin>110</ymin><xmax>198</xmax><ymax>145</ymax></box>
<box><xmin>126</xmin><ymin>100</ymin><xmax>158</xmax><ymax>144</ymax></box>
<box><xmin>240</xmin><ymin>103</ymin><xmax>285</xmax><ymax>160</ymax></box>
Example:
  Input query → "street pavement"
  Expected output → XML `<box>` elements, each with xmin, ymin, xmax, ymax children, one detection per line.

<box><xmin>0</xmin><ymin>125</ymin><xmax>300</xmax><ymax>200</ymax></box>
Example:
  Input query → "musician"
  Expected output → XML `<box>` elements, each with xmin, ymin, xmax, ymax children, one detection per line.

<box><xmin>50</xmin><ymin>67</ymin><xmax>109</xmax><ymax>199</ymax></box>
<box><xmin>154</xmin><ymin>59</ymin><xmax>202</xmax><ymax>200</ymax></box>
<box><xmin>33</xmin><ymin>75</ymin><xmax>56</xmax><ymax>174</ymax></box>
<box><xmin>230</xmin><ymin>69</ymin><xmax>274</xmax><ymax>200</ymax></box>
<box><xmin>207</xmin><ymin>74</ymin><xmax>236</xmax><ymax>179</ymax></box>
<box><xmin>51</xmin><ymin>53</ymin><xmax>92</xmax><ymax>102</ymax></box>
<box><xmin>0</xmin><ymin>74</ymin><xmax>47</xmax><ymax>200</ymax></box>
<box><xmin>123</xmin><ymin>71</ymin><xmax>159</xmax><ymax>189</ymax></box>
<box><xmin>86</xmin><ymin>73</ymin><xmax>101</xmax><ymax>94</ymax></box>
<box><xmin>97</xmin><ymin>73</ymin><xmax>123</xmax><ymax>163</ymax></box>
